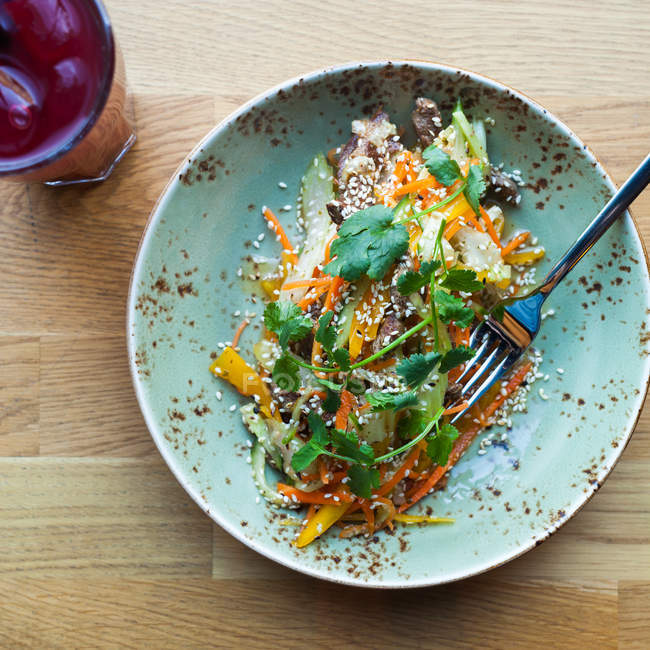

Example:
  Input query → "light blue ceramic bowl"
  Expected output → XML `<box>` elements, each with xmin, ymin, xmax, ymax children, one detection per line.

<box><xmin>127</xmin><ymin>61</ymin><xmax>650</xmax><ymax>587</ymax></box>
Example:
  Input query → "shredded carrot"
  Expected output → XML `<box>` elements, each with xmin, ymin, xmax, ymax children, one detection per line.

<box><xmin>335</xmin><ymin>390</ymin><xmax>356</xmax><ymax>430</ymax></box>
<box><xmin>357</xmin><ymin>402</ymin><xmax>372</xmax><ymax>414</ymax></box>
<box><xmin>461</xmin><ymin>157</ymin><xmax>480</xmax><ymax>176</ymax></box>
<box><xmin>231</xmin><ymin>318</ymin><xmax>250</xmax><ymax>348</ymax></box>
<box><xmin>479</xmin><ymin>206</ymin><xmax>502</xmax><ymax>249</ymax></box>
<box><xmin>484</xmin><ymin>360</ymin><xmax>533</xmax><ymax>419</ymax></box>
<box><xmin>464</xmin><ymin>211</ymin><xmax>485</xmax><ymax>232</ymax></box>
<box><xmin>393</xmin><ymin>175</ymin><xmax>441</xmax><ymax>198</ymax></box>
<box><xmin>398</xmin><ymin>419</ymin><xmax>483</xmax><ymax>512</ymax></box>
<box><xmin>300</xmin><ymin>472</ymin><xmax>320</xmax><ymax>482</ymax></box>
<box><xmin>339</xmin><ymin>523</ymin><xmax>369</xmax><ymax>538</ymax></box>
<box><xmin>376</xmin><ymin>441</ymin><xmax>424</xmax><ymax>497</ymax></box>
<box><xmin>327</xmin><ymin>147</ymin><xmax>338</xmax><ymax>168</ymax></box>
<box><xmin>318</xmin><ymin>458</ymin><xmax>329</xmax><ymax>485</ymax></box>
<box><xmin>282</xmin><ymin>276</ymin><xmax>332</xmax><ymax>291</ymax></box>
<box><xmin>297</xmin><ymin>284</ymin><xmax>329</xmax><ymax>311</ymax></box>
<box><xmin>277</xmin><ymin>484</ymin><xmax>354</xmax><ymax>505</ymax></box>
<box><xmin>324</xmin><ymin>233</ymin><xmax>338</xmax><ymax>265</ymax></box>
<box><xmin>501</xmin><ymin>231</ymin><xmax>530</xmax><ymax>257</ymax></box>
<box><xmin>444</xmin><ymin>218</ymin><xmax>464</xmax><ymax>240</ymax></box>
<box><xmin>263</xmin><ymin>207</ymin><xmax>298</xmax><ymax>265</ymax></box>
<box><xmin>310</xmin><ymin>278</ymin><xmax>345</xmax><ymax>376</ymax></box>
<box><xmin>324</xmin><ymin>276</ymin><xmax>345</xmax><ymax>312</ymax></box>
<box><xmin>366</xmin><ymin>357</ymin><xmax>397</xmax><ymax>372</ymax></box>
<box><xmin>442</xmin><ymin>402</ymin><xmax>469</xmax><ymax>416</ymax></box>
<box><xmin>392</xmin><ymin>151</ymin><xmax>414</xmax><ymax>185</ymax></box>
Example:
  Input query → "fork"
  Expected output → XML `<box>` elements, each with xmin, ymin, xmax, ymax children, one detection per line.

<box><xmin>451</xmin><ymin>154</ymin><xmax>650</xmax><ymax>424</ymax></box>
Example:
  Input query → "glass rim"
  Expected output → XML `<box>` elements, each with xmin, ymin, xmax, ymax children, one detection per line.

<box><xmin>0</xmin><ymin>0</ymin><xmax>116</xmax><ymax>176</ymax></box>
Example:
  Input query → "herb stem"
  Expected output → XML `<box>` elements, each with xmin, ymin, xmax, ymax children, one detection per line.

<box><xmin>350</xmin><ymin>316</ymin><xmax>433</xmax><ymax>370</ymax></box>
<box><xmin>373</xmin><ymin>407</ymin><xmax>444</xmax><ymax>464</ymax></box>
<box><xmin>395</xmin><ymin>183</ymin><xmax>466</xmax><ymax>225</ymax></box>
<box><xmin>430</xmin><ymin>275</ymin><xmax>439</xmax><ymax>351</ymax></box>
<box><xmin>291</xmin><ymin>356</ymin><xmax>340</xmax><ymax>374</ymax></box>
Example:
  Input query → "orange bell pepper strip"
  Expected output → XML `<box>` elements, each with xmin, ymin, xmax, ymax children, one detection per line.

<box><xmin>294</xmin><ymin>503</ymin><xmax>350</xmax><ymax>548</ymax></box>
<box><xmin>348</xmin><ymin>283</ymin><xmax>389</xmax><ymax>359</ymax></box>
<box><xmin>209</xmin><ymin>347</ymin><xmax>278</xmax><ymax>420</ymax></box>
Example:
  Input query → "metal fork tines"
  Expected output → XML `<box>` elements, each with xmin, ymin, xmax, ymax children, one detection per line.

<box><xmin>450</xmin><ymin>321</ymin><xmax>522</xmax><ymax>424</ymax></box>
<box><xmin>446</xmin><ymin>153</ymin><xmax>650</xmax><ymax>426</ymax></box>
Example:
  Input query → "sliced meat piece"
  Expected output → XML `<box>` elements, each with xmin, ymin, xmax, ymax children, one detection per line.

<box><xmin>372</xmin><ymin>314</ymin><xmax>405</xmax><ymax>354</ymax></box>
<box><xmin>337</xmin><ymin>109</ymin><xmax>397</xmax><ymax>185</ymax></box>
<box><xmin>326</xmin><ymin>200</ymin><xmax>344</xmax><ymax>226</ymax></box>
<box><xmin>411</xmin><ymin>97</ymin><xmax>443</xmax><ymax>148</ymax></box>
<box><xmin>488</xmin><ymin>167</ymin><xmax>521</xmax><ymax>204</ymax></box>
<box><xmin>444</xmin><ymin>381</ymin><xmax>463</xmax><ymax>405</ymax></box>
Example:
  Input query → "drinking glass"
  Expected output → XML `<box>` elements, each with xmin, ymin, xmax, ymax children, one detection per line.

<box><xmin>0</xmin><ymin>0</ymin><xmax>135</xmax><ymax>185</ymax></box>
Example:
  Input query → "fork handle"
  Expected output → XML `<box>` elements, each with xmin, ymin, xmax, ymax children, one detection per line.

<box><xmin>538</xmin><ymin>153</ymin><xmax>650</xmax><ymax>298</ymax></box>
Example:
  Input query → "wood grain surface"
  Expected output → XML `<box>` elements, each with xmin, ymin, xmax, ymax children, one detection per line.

<box><xmin>1</xmin><ymin>1</ymin><xmax>648</xmax><ymax>647</ymax></box>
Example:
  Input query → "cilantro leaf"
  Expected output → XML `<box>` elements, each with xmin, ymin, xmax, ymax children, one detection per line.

<box><xmin>422</xmin><ymin>146</ymin><xmax>462</xmax><ymax>187</ymax></box>
<box><xmin>396</xmin><ymin>409</ymin><xmax>428</xmax><ymax>440</ymax></box>
<box><xmin>463</xmin><ymin>164</ymin><xmax>486</xmax><ymax>215</ymax></box>
<box><xmin>323</xmin><ymin>205</ymin><xmax>409</xmax><ymax>281</ymax></box>
<box><xmin>291</xmin><ymin>443</ymin><xmax>322</xmax><ymax>472</ymax></box>
<box><xmin>291</xmin><ymin>414</ymin><xmax>332</xmax><ymax>472</ymax></box>
<box><xmin>264</xmin><ymin>301</ymin><xmax>302</xmax><ymax>333</ymax></box>
<box><xmin>365</xmin><ymin>391</ymin><xmax>419</xmax><ymax>411</ymax></box>
<box><xmin>396</xmin><ymin>260</ymin><xmax>441</xmax><ymax>296</ymax></box>
<box><xmin>322</xmin><ymin>387</ymin><xmax>341</xmax><ymax>412</ymax></box>
<box><xmin>396</xmin><ymin>352</ymin><xmax>442</xmax><ymax>389</ymax></box>
<box><xmin>316</xmin><ymin>378</ymin><xmax>343</xmax><ymax>392</ymax></box>
<box><xmin>272</xmin><ymin>354</ymin><xmax>300</xmax><ymax>391</ymax></box>
<box><xmin>426</xmin><ymin>423</ymin><xmax>459</xmax><ymax>466</ymax></box>
<box><xmin>264</xmin><ymin>301</ymin><xmax>313</xmax><ymax>349</ymax></box>
<box><xmin>440</xmin><ymin>268</ymin><xmax>484</xmax><ymax>293</ymax></box>
<box><xmin>278</xmin><ymin>316</ymin><xmax>313</xmax><ymax>349</ymax></box>
<box><xmin>435</xmin><ymin>290</ymin><xmax>475</xmax><ymax>328</ymax></box>
<box><xmin>439</xmin><ymin>345</ymin><xmax>475</xmax><ymax>374</ymax></box>
<box><xmin>315</xmin><ymin>311</ymin><xmax>337</xmax><ymax>354</ymax></box>
<box><xmin>347</xmin><ymin>465</ymin><xmax>380</xmax><ymax>499</ymax></box>
<box><xmin>307</xmin><ymin>412</ymin><xmax>330</xmax><ymax>447</ymax></box>
<box><xmin>333</xmin><ymin>348</ymin><xmax>351</xmax><ymax>372</ymax></box>
<box><xmin>330</xmin><ymin>429</ymin><xmax>375</xmax><ymax>465</ymax></box>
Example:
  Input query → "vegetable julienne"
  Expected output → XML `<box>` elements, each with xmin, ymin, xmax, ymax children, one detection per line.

<box><xmin>210</xmin><ymin>97</ymin><xmax>545</xmax><ymax>547</ymax></box>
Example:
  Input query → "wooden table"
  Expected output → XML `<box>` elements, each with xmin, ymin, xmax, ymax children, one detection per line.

<box><xmin>1</xmin><ymin>1</ymin><xmax>648</xmax><ymax>647</ymax></box>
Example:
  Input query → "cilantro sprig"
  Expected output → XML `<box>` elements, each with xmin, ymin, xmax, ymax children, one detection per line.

<box><xmin>420</xmin><ymin>145</ymin><xmax>486</xmax><ymax>217</ymax></box>
<box><xmin>323</xmin><ymin>205</ymin><xmax>410</xmax><ymax>281</ymax></box>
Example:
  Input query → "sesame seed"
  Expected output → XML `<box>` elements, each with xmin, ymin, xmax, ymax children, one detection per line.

<box><xmin>229</xmin><ymin>404</ymin><xmax>237</xmax><ymax>412</ymax></box>
<box><xmin>278</xmin><ymin>181</ymin><xmax>287</xmax><ymax>189</ymax></box>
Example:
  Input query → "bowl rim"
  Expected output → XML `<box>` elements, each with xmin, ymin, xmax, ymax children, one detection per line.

<box><xmin>126</xmin><ymin>59</ymin><xmax>650</xmax><ymax>588</ymax></box>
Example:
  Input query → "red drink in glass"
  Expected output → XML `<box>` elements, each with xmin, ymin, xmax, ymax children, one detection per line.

<box><xmin>0</xmin><ymin>0</ymin><xmax>135</xmax><ymax>184</ymax></box>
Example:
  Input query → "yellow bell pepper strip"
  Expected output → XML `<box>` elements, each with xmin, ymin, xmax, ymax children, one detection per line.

<box><xmin>209</xmin><ymin>347</ymin><xmax>277</xmax><ymax>419</ymax></box>
<box><xmin>440</xmin><ymin>188</ymin><xmax>472</xmax><ymax>222</ymax></box>
<box><xmin>261</xmin><ymin>251</ymin><xmax>293</xmax><ymax>299</ymax></box>
<box><xmin>504</xmin><ymin>245</ymin><xmax>545</xmax><ymax>266</ymax></box>
<box><xmin>294</xmin><ymin>503</ymin><xmax>350</xmax><ymax>548</ymax></box>
<box><xmin>393</xmin><ymin>514</ymin><xmax>455</xmax><ymax>525</ymax></box>
<box><xmin>348</xmin><ymin>283</ymin><xmax>390</xmax><ymax>359</ymax></box>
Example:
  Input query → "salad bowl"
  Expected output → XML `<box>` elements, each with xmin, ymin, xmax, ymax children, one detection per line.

<box><xmin>127</xmin><ymin>61</ymin><xmax>650</xmax><ymax>587</ymax></box>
